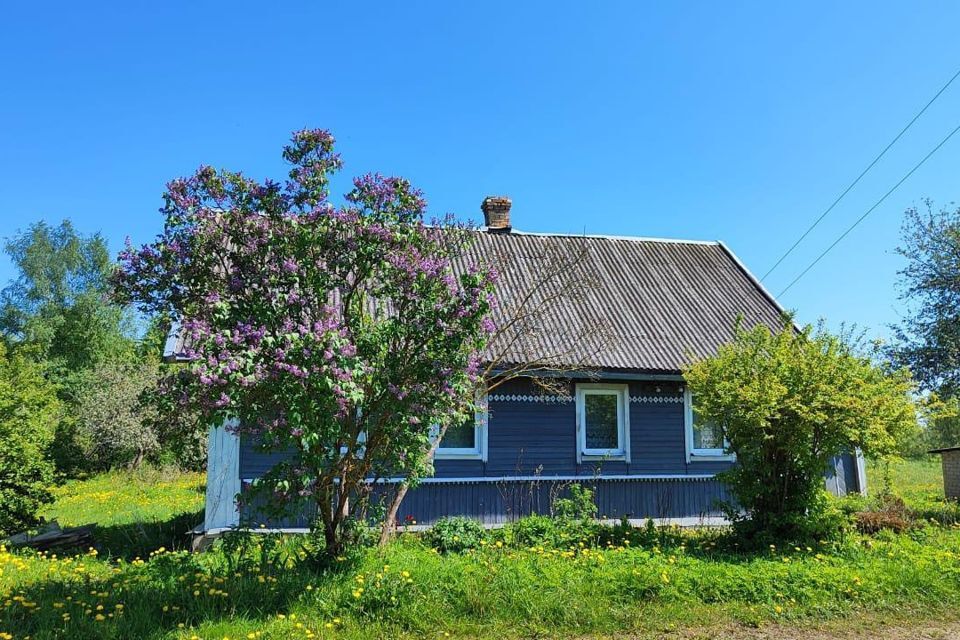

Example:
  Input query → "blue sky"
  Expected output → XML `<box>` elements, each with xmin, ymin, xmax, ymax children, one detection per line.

<box><xmin>1</xmin><ymin>2</ymin><xmax>958</xmax><ymax>339</ymax></box>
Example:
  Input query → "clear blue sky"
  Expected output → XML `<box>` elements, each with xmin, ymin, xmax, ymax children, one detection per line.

<box><xmin>2</xmin><ymin>2</ymin><xmax>958</xmax><ymax>339</ymax></box>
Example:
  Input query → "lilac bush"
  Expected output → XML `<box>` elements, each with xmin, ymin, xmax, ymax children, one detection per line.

<box><xmin>114</xmin><ymin>129</ymin><xmax>495</xmax><ymax>555</ymax></box>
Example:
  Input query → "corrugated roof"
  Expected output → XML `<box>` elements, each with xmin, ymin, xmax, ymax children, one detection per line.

<box><xmin>462</xmin><ymin>230</ymin><xmax>786</xmax><ymax>373</ymax></box>
<box><xmin>165</xmin><ymin>229</ymin><xmax>788</xmax><ymax>373</ymax></box>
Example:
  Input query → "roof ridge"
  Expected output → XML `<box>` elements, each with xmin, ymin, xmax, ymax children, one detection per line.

<box><xmin>480</xmin><ymin>228</ymin><xmax>720</xmax><ymax>246</ymax></box>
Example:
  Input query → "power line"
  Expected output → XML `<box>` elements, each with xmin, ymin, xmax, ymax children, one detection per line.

<box><xmin>761</xmin><ymin>65</ymin><xmax>960</xmax><ymax>282</ymax></box>
<box><xmin>777</xmin><ymin>122</ymin><xmax>960</xmax><ymax>298</ymax></box>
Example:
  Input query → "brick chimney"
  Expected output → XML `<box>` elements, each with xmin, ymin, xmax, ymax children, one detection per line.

<box><xmin>481</xmin><ymin>196</ymin><xmax>512</xmax><ymax>233</ymax></box>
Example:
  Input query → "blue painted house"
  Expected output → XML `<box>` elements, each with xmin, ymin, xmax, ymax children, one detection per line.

<box><xmin>183</xmin><ymin>196</ymin><xmax>866</xmax><ymax>534</ymax></box>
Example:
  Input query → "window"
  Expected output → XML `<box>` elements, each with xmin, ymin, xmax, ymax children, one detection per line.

<box><xmin>576</xmin><ymin>383</ymin><xmax>629</xmax><ymax>462</ymax></box>
<box><xmin>684</xmin><ymin>389</ymin><xmax>733</xmax><ymax>461</ymax></box>
<box><xmin>433</xmin><ymin>390</ymin><xmax>488</xmax><ymax>460</ymax></box>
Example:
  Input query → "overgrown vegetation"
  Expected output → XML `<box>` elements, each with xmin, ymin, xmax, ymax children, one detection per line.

<box><xmin>2</xmin><ymin>476</ymin><xmax>960</xmax><ymax>639</ymax></box>
<box><xmin>684</xmin><ymin>320</ymin><xmax>920</xmax><ymax>544</ymax></box>
<box><xmin>0</xmin><ymin>343</ymin><xmax>61</xmax><ymax>536</ymax></box>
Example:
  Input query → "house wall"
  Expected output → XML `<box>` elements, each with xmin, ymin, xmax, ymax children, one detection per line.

<box><xmin>232</xmin><ymin>375</ymin><xmax>863</xmax><ymax>528</ymax></box>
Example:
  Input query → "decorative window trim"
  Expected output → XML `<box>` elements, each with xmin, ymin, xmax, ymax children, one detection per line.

<box><xmin>630</xmin><ymin>395</ymin><xmax>684</xmax><ymax>404</ymax></box>
<box><xmin>684</xmin><ymin>388</ymin><xmax>735</xmax><ymax>463</ymax></box>
<box><xmin>488</xmin><ymin>393</ymin><xmax>573</xmax><ymax>403</ymax></box>
<box><xmin>433</xmin><ymin>387</ymin><xmax>488</xmax><ymax>461</ymax></box>
<box><xmin>575</xmin><ymin>383</ymin><xmax>630</xmax><ymax>463</ymax></box>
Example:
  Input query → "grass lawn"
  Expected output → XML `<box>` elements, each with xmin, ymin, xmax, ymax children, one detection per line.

<box><xmin>1</xmin><ymin>460</ymin><xmax>958</xmax><ymax>640</ymax></box>
<box><xmin>866</xmin><ymin>457</ymin><xmax>944</xmax><ymax>502</ymax></box>
<box><xmin>40</xmin><ymin>467</ymin><xmax>205</xmax><ymax>560</ymax></box>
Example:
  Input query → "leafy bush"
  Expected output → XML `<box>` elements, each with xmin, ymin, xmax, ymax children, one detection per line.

<box><xmin>503</xmin><ymin>488</ymin><xmax>606</xmax><ymax>549</ymax></box>
<box><xmin>505</xmin><ymin>514</ymin><xmax>562</xmax><ymax>548</ymax></box>
<box><xmin>425</xmin><ymin>516</ymin><xmax>486</xmax><ymax>553</ymax></box>
<box><xmin>684</xmin><ymin>320</ymin><xmax>919</xmax><ymax>543</ymax></box>
<box><xmin>0</xmin><ymin>343</ymin><xmax>60</xmax><ymax>535</ymax></box>
<box><xmin>77</xmin><ymin>359</ymin><xmax>160</xmax><ymax>469</ymax></box>
<box><xmin>553</xmin><ymin>483</ymin><xmax>597</xmax><ymax>521</ymax></box>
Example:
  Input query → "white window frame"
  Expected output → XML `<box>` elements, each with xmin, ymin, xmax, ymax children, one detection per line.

<box><xmin>576</xmin><ymin>383</ymin><xmax>630</xmax><ymax>463</ymax></box>
<box><xmin>433</xmin><ymin>388</ymin><xmax>488</xmax><ymax>461</ymax></box>
<box><xmin>684</xmin><ymin>388</ymin><xmax>735</xmax><ymax>462</ymax></box>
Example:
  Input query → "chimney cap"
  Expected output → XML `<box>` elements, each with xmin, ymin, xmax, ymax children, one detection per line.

<box><xmin>481</xmin><ymin>195</ymin><xmax>512</xmax><ymax>233</ymax></box>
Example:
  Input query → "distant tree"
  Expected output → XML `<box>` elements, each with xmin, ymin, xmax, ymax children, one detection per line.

<box><xmin>77</xmin><ymin>359</ymin><xmax>160</xmax><ymax>469</ymax></box>
<box><xmin>893</xmin><ymin>200</ymin><xmax>960</xmax><ymax>397</ymax></box>
<box><xmin>684</xmin><ymin>321</ymin><xmax>919</xmax><ymax>542</ymax></box>
<box><xmin>0</xmin><ymin>220</ymin><xmax>139</xmax><ymax>473</ymax></box>
<box><xmin>115</xmin><ymin>129</ymin><xmax>495</xmax><ymax>557</ymax></box>
<box><xmin>0</xmin><ymin>342</ymin><xmax>60</xmax><ymax>535</ymax></box>
<box><xmin>0</xmin><ymin>220</ymin><xmax>133</xmax><ymax>365</ymax></box>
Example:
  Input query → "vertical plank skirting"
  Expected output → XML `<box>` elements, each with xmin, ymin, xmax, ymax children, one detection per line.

<box><xmin>204</xmin><ymin>421</ymin><xmax>241</xmax><ymax>531</ymax></box>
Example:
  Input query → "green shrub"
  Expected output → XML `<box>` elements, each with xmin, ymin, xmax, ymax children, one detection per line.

<box><xmin>506</xmin><ymin>514</ymin><xmax>561</xmax><ymax>547</ymax></box>
<box><xmin>77</xmin><ymin>359</ymin><xmax>160</xmax><ymax>470</ymax></box>
<box><xmin>685</xmin><ymin>321</ymin><xmax>918</xmax><ymax>543</ymax></box>
<box><xmin>0</xmin><ymin>343</ymin><xmax>60</xmax><ymax>535</ymax></box>
<box><xmin>553</xmin><ymin>483</ymin><xmax>597</xmax><ymax>521</ymax></box>
<box><xmin>425</xmin><ymin>516</ymin><xmax>486</xmax><ymax>553</ymax></box>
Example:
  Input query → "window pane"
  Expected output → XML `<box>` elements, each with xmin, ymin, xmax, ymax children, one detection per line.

<box><xmin>439</xmin><ymin>418</ymin><xmax>475</xmax><ymax>449</ymax></box>
<box><xmin>584</xmin><ymin>393</ymin><xmax>619</xmax><ymax>450</ymax></box>
<box><xmin>692</xmin><ymin>409</ymin><xmax>722</xmax><ymax>449</ymax></box>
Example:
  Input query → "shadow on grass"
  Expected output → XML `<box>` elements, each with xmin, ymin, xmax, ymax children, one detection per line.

<box><xmin>91</xmin><ymin>510</ymin><xmax>204</xmax><ymax>561</ymax></box>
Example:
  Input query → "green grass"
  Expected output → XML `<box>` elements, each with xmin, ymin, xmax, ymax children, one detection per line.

<box><xmin>1</xmin><ymin>464</ymin><xmax>958</xmax><ymax>639</ymax></box>
<box><xmin>4</xmin><ymin>526</ymin><xmax>960</xmax><ymax>639</ymax></box>
<box><xmin>866</xmin><ymin>457</ymin><xmax>944</xmax><ymax>502</ymax></box>
<box><xmin>865</xmin><ymin>457</ymin><xmax>959</xmax><ymax>525</ymax></box>
<box><xmin>40</xmin><ymin>467</ymin><xmax>205</xmax><ymax>559</ymax></box>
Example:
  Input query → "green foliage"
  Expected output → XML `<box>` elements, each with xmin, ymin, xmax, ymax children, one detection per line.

<box><xmin>500</xmin><ymin>485</ymin><xmax>603</xmax><ymax>549</ymax></box>
<box><xmin>0</xmin><ymin>220</ymin><xmax>112</xmax><ymax>340</ymax></box>
<box><xmin>5</xmin><ymin>518</ymin><xmax>960</xmax><ymax>639</ymax></box>
<box><xmin>41</xmin><ymin>466</ymin><xmax>204</xmax><ymax>558</ymax></box>
<box><xmin>0</xmin><ymin>342</ymin><xmax>61</xmax><ymax>535</ymax></box>
<box><xmin>858</xmin><ymin>458</ymin><xmax>960</xmax><ymax>528</ymax></box>
<box><xmin>425</xmin><ymin>516</ymin><xmax>486</xmax><ymax>553</ymax></box>
<box><xmin>0</xmin><ymin>220</ymin><xmax>135</xmax><ymax>370</ymax></box>
<box><xmin>76</xmin><ymin>359</ymin><xmax>161</xmax><ymax>469</ymax></box>
<box><xmin>0</xmin><ymin>219</ymin><xmax>144</xmax><ymax>475</ymax></box>
<box><xmin>146</xmin><ymin>363</ymin><xmax>208</xmax><ymax>471</ymax></box>
<box><xmin>553</xmin><ymin>483</ymin><xmax>597</xmax><ymax>521</ymax></box>
<box><xmin>5</xmin><ymin>468</ymin><xmax>960</xmax><ymax>638</ymax></box>
<box><xmin>684</xmin><ymin>320</ymin><xmax>919</xmax><ymax>543</ymax></box>
<box><xmin>893</xmin><ymin>200</ymin><xmax>960</xmax><ymax>397</ymax></box>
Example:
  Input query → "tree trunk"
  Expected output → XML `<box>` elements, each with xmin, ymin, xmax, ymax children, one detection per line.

<box><xmin>378</xmin><ymin>483</ymin><xmax>407</xmax><ymax>545</ymax></box>
<box><xmin>379</xmin><ymin>435</ymin><xmax>446</xmax><ymax>545</ymax></box>
<box><xmin>324</xmin><ymin>518</ymin><xmax>343</xmax><ymax>558</ymax></box>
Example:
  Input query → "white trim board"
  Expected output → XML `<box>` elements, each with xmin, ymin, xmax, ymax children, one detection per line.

<box><xmin>239</xmin><ymin>473</ymin><xmax>720</xmax><ymax>485</ymax></box>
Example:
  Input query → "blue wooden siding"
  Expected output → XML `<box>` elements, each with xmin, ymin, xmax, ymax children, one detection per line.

<box><xmin>239</xmin><ymin>378</ymin><xmax>717</xmax><ymax>481</ymax></box>
<box><xmin>232</xmin><ymin>375</ymin><xmax>861</xmax><ymax>527</ymax></box>
<box><xmin>239</xmin><ymin>477</ymin><xmax>733</xmax><ymax>528</ymax></box>
<box><xmin>434</xmin><ymin>377</ymin><xmax>722</xmax><ymax>478</ymax></box>
<box><xmin>387</xmin><ymin>478</ymin><xmax>732</xmax><ymax>526</ymax></box>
